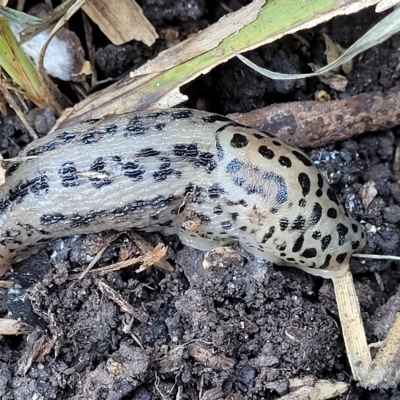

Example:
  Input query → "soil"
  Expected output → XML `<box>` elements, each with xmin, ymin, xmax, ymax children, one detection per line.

<box><xmin>1</xmin><ymin>1</ymin><xmax>400</xmax><ymax>399</ymax></box>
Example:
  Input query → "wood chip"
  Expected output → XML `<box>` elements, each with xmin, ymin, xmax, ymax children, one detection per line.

<box><xmin>82</xmin><ymin>0</ymin><xmax>158</xmax><ymax>46</ymax></box>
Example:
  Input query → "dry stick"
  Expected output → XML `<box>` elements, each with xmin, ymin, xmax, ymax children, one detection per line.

<box><xmin>228</xmin><ymin>86</ymin><xmax>400</xmax><ymax>148</ymax></box>
<box><xmin>332</xmin><ymin>269</ymin><xmax>371</xmax><ymax>384</ymax></box>
<box><xmin>365</xmin><ymin>313</ymin><xmax>400</xmax><ymax>389</ymax></box>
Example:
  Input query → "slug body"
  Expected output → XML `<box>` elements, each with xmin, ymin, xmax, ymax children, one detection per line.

<box><xmin>0</xmin><ymin>109</ymin><xmax>365</xmax><ymax>277</ymax></box>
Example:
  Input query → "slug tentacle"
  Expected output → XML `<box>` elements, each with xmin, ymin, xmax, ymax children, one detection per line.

<box><xmin>0</xmin><ymin>109</ymin><xmax>365</xmax><ymax>277</ymax></box>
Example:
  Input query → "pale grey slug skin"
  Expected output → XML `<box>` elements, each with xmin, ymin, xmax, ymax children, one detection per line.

<box><xmin>0</xmin><ymin>108</ymin><xmax>366</xmax><ymax>278</ymax></box>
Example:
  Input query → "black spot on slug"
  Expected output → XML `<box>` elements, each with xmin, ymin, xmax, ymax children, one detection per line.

<box><xmin>208</xmin><ymin>184</ymin><xmax>225</xmax><ymax>198</ymax></box>
<box><xmin>258</xmin><ymin>145</ymin><xmax>275</xmax><ymax>159</ymax></box>
<box><xmin>126</xmin><ymin>116</ymin><xmax>147</xmax><ymax>136</ymax></box>
<box><xmin>230</xmin><ymin>212</ymin><xmax>239</xmax><ymax>221</ymax></box>
<box><xmin>312</xmin><ymin>231</ymin><xmax>321</xmax><ymax>239</ymax></box>
<box><xmin>26</xmin><ymin>140</ymin><xmax>60</xmax><ymax>156</ymax></box>
<box><xmin>317</xmin><ymin>173</ymin><xmax>324</xmax><ymax>188</ymax></box>
<box><xmin>279</xmin><ymin>156</ymin><xmax>292</xmax><ymax>168</ymax></box>
<box><xmin>298</xmin><ymin>199</ymin><xmax>307</xmax><ymax>207</ymax></box>
<box><xmin>320</xmin><ymin>254</ymin><xmax>332</xmax><ymax>269</ymax></box>
<box><xmin>309</xmin><ymin>203</ymin><xmax>322</xmax><ymax>225</ymax></box>
<box><xmin>352</xmin><ymin>223</ymin><xmax>358</xmax><ymax>233</ymax></box>
<box><xmin>122</xmin><ymin>162</ymin><xmax>145</xmax><ymax>181</ymax></box>
<box><xmin>202</xmin><ymin>114</ymin><xmax>231</xmax><ymax>123</ymax></box>
<box><xmin>336</xmin><ymin>253</ymin><xmax>347</xmax><ymax>264</ymax></box>
<box><xmin>316</xmin><ymin>189</ymin><xmax>323</xmax><ymax>197</ymax></box>
<box><xmin>40</xmin><ymin>214</ymin><xmax>66</xmax><ymax>225</ymax></box>
<box><xmin>89</xmin><ymin>157</ymin><xmax>112</xmax><ymax>188</ymax></box>
<box><xmin>213</xmin><ymin>206</ymin><xmax>223</xmax><ymax>215</ymax></box>
<box><xmin>352</xmin><ymin>241</ymin><xmax>360</xmax><ymax>250</ymax></box>
<box><xmin>239</xmin><ymin>226</ymin><xmax>247</xmax><ymax>231</ymax></box>
<box><xmin>327</xmin><ymin>188</ymin><xmax>340</xmax><ymax>205</ymax></box>
<box><xmin>301</xmin><ymin>248</ymin><xmax>317</xmax><ymax>258</ymax></box>
<box><xmin>230</xmin><ymin>133</ymin><xmax>248</xmax><ymax>148</ymax></box>
<box><xmin>279</xmin><ymin>218</ymin><xmax>289</xmax><ymax>231</ymax></box>
<box><xmin>173</xmin><ymin>143</ymin><xmax>198</xmax><ymax>157</ymax></box>
<box><xmin>171</xmin><ymin>109</ymin><xmax>193</xmax><ymax>119</ymax></box>
<box><xmin>291</xmin><ymin>215</ymin><xmax>305</xmax><ymax>231</ymax></box>
<box><xmin>221</xmin><ymin>221</ymin><xmax>232</xmax><ymax>229</ymax></box>
<box><xmin>337</xmin><ymin>223</ymin><xmax>349</xmax><ymax>246</ymax></box>
<box><xmin>58</xmin><ymin>163</ymin><xmax>78</xmax><ymax>188</ymax></box>
<box><xmin>262</xmin><ymin>226</ymin><xmax>275</xmax><ymax>243</ymax></box>
<box><xmin>136</xmin><ymin>147</ymin><xmax>161</xmax><ymax>158</ymax></box>
<box><xmin>58</xmin><ymin>131</ymin><xmax>76</xmax><ymax>142</ymax></box>
<box><xmin>321</xmin><ymin>235</ymin><xmax>332</xmax><ymax>251</ymax></box>
<box><xmin>273</xmin><ymin>141</ymin><xmax>281</xmax><ymax>146</ymax></box>
<box><xmin>292</xmin><ymin>150</ymin><xmax>313</xmax><ymax>166</ymax></box>
<box><xmin>292</xmin><ymin>234</ymin><xmax>304</xmax><ymax>252</ymax></box>
<box><xmin>298</xmin><ymin>172</ymin><xmax>311</xmax><ymax>197</ymax></box>
<box><xmin>327</xmin><ymin>208</ymin><xmax>338</xmax><ymax>218</ymax></box>
<box><xmin>0</xmin><ymin>198</ymin><xmax>10</xmax><ymax>215</ymax></box>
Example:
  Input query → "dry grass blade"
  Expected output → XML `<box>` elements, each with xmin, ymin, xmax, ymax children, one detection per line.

<box><xmin>69</xmin><ymin>243</ymin><xmax>167</xmax><ymax>279</ymax></box>
<box><xmin>332</xmin><ymin>269</ymin><xmax>371</xmax><ymax>383</ymax></box>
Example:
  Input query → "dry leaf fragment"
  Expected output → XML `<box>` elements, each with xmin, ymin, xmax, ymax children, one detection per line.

<box><xmin>359</xmin><ymin>181</ymin><xmax>378</xmax><ymax>209</ymax></box>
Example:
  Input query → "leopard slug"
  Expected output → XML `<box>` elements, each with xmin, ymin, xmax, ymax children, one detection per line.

<box><xmin>0</xmin><ymin>108</ymin><xmax>366</xmax><ymax>278</ymax></box>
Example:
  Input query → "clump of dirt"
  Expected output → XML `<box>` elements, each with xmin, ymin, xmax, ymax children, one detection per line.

<box><xmin>1</xmin><ymin>2</ymin><xmax>400</xmax><ymax>399</ymax></box>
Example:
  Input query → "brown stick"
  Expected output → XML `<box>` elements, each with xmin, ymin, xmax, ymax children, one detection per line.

<box><xmin>228</xmin><ymin>86</ymin><xmax>400</xmax><ymax>148</ymax></box>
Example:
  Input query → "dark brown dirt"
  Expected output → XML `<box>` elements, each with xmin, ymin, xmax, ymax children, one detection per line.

<box><xmin>1</xmin><ymin>1</ymin><xmax>400</xmax><ymax>399</ymax></box>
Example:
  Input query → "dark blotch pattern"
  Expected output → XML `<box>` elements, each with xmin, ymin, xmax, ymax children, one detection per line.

<box><xmin>213</xmin><ymin>206</ymin><xmax>223</xmax><ymax>215</ymax></box>
<box><xmin>312</xmin><ymin>231</ymin><xmax>321</xmax><ymax>240</ymax></box>
<box><xmin>41</xmin><ymin>214</ymin><xmax>66</xmax><ymax>225</ymax></box>
<box><xmin>221</xmin><ymin>221</ymin><xmax>232</xmax><ymax>229</ymax></box>
<box><xmin>59</xmin><ymin>163</ymin><xmax>79</xmax><ymax>187</ymax></box>
<box><xmin>317</xmin><ymin>174</ymin><xmax>324</xmax><ymax>188</ymax></box>
<box><xmin>320</xmin><ymin>254</ymin><xmax>332</xmax><ymax>269</ymax></box>
<box><xmin>327</xmin><ymin>188</ymin><xmax>340</xmax><ymax>205</ymax></box>
<box><xmin>291</xmin><ymin>215</ymin><xmax>305</xmax><ymax>230</ymax></box>
<box><xmin>337</xmin><ymin>223</ymin><xmax>349</xmax><ymax>246</ymax></box>
<box><xmin>230</xmin><ymin>212</ymin><xmax>239</xmax><ymax>221</ymax></box>
<box><xmin>301</xmin><ymin>248</ymin><xmax>317</xmax><ymax>258</ymax></box>
<box><xmin>292</xmin><ymin>235</ymin><xmax>304</xmax><ymax>253</ymax></box>
<box><xmin>258</xmin><ymin>145</ymin><xmax>275</xmax><ymax>160</ymax></box>
<box><xmin>336</xmin><ymin>253</ymin><xmax>347</xmax><ymax>264</ymax></box>
<box><xmin>327</xmin><ymin>208</ymin><xmax>337</xmax><ymax>218</ymax></box>
<box><xmin>321</xmin><ymin>235</ymin><xmax>332</xmax><ymax>251</ymax></box>
<box><xmin>230</xmin><ymin>133</ymin><xmax>248</xmax><ymax>148</ymax></box>
<box><xmin>262</xmin><ymin>226</ymin><xmax>275</xmax><ymax>243</ymax></box>
<box><xmin>173</xmin><ymin>143</ymin><xmax>198</xmax><ymax>157</ymax></box>
<box><xmin>8</xmin><ymin>174</ymin><xmax>49</xmax><ymax>206</ymax></box>
<box><xmin>352</xmin><ymin>223</ymin><xmax>358</xmax><ymax>233</ymax></box>
<box><xmin>208</xmin><ymin>184</ymin><xmax>225</xmax><ymax>198</ymax></box>
<box><xmin>136</xmin><ymin>147</ymin><xmax>161</xmax><ymax>158</ymax></box>
<box><xmin>279</xmin><ymin>156</ymin><xmax>292</xmax><ymax>168</ymax></box>
<box><xmin>292</xmin><ymin>150</ymin><xmax>313</xmax><ymax>166</ymax></box>
<box><xmin>202</xmin><ymin>114</ymin><xmax>231</xmax><ymax>123</ymax></box>
<box><xmin>171</xmin><ymin>109</ymin><xmax>193</xmax><ymax>119</ymax></box>
<box><xmin>298</xmin><ymin>172</ymin><xmax>311</xmax><ymax>197</ymax></box>
<box><xmin>309</xmin><ymin>203</ymin><xmax>322</xmax><ymax>225</ymax></box>
<box><xmin>126</xmin><ymin>116</ymin><xmax>147</xmax><ymax>136</ymax></box>
<box><xmin>352</xmin><ymin>241</ymin><xmax>360</xmax><ymax>250</ymax></box>
<box><xmin>298</xmin><ymin>199</ymin><xmax>307</xmax><ymax>207</ymax></box>
<box><xmin>89</xmin><ymin>157</ymin><xmax>112</xmax><ymax>188</ymax></box>
<box><xmin>122</xmin><ymin>162</ymin><xmax>145</xmax><ymax>181</ymax></box>
<box><xmin>0</xmin><ymin>198</ymin><xmax>10</xmax><ymax>215</ymax></box>
<box><xmin>279</xmin><ymin>218</ymin><xmax>289</xmax><ymax>231</ymax></box>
